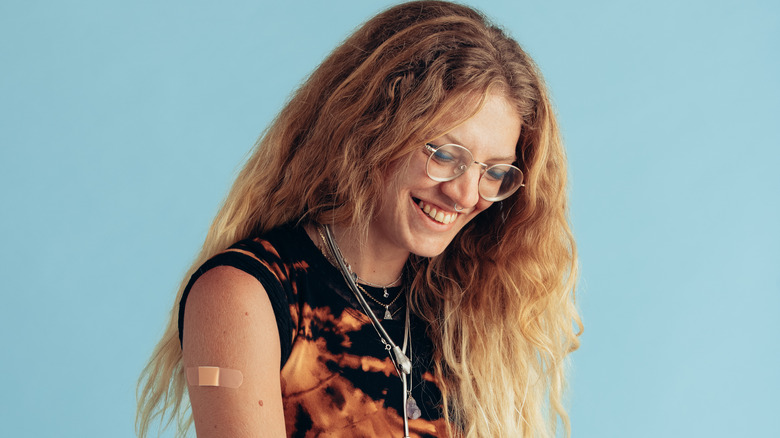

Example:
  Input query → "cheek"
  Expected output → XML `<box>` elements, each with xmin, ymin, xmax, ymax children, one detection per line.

<box><xmin>473</xmin><ymin>199</ymin><xmax>494</xmax><ymax>214</ymax></box>
<box><xmin>394</xmin><ymin>167</ymin><xmax>437</xmax><ymax>196</ymax></box>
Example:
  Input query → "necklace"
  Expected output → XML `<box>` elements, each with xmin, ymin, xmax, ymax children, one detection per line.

<box><xmin>357</xmin><ymin>283</ymin><xmax>403</xmax><ymax>320</ymax></box>
<box><xmin>320</xmin><ymin>224</ymin><xmax>418</xmax><ymax>436</ymax></box>
<box><xmin>316</xmin><ymin>226</ymin><xmax>404</xmax><ymax>313</ymax></box>
<box><xmin>401</xmin><ymin>298</ymin><xmax>422</xmax><ymax>421</ymax></box>
<box><xmin>356</xmin><ymin>272</ymin><xmax>403</xmax><ymax>298</ymax></box>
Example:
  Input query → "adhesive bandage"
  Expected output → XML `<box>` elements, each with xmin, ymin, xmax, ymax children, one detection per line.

<box><xmin>186</xmin><ymin>366</ymin><xmax>243</xmax><ymax>388</ymax></box>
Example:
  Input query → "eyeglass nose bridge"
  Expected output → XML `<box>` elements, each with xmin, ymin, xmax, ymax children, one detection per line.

<box><xmin>454</xmin><ymin>160</ymin><xmax>488</xmax><ymax>177</ymax></box>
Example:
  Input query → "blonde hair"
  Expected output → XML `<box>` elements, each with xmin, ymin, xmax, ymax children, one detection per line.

<box><xmin>137</xmin><ymin>2</ymin><xmax>581</xmax><ymax>437</ymax></box>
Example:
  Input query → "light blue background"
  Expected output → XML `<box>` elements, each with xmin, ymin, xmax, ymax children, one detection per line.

<box><xmin>1</xmin><ymin>1</ymin><xmax>777</xmax><ymax>437</ymax></box>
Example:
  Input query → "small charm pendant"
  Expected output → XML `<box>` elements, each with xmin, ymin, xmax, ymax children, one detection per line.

<box><xmin>384</xmin><ymin>307</ymin><xmax>393</xmax><ymax>320</ymax></box>
<box><xmin>383</xmin><ymin>288</ymin><xmax>389</xmax><ymax>298</ymax></box>
<box><xmin>406</xmin><ymin>396</ymin><xmax>421</xmax><ymax>420</ymax></box>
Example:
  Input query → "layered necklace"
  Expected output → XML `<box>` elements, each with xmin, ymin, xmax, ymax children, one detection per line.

<box><xmin>318</xmin><ymin>224</ymin><xmax>421</xmax><ymax>437</ymax></box>
<box><xmin>357</xmin><ymin>272</ymin><xmax>403</xmax><ymax>298</ymax></box>
<box><xmin>316</xmin><ymin>227</ymin><xmax>403</xmax><ymax>320</ymax></box>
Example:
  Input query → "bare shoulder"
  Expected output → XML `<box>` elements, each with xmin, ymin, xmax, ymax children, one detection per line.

<box><xmin>183</xmin><ymin>265</ymin><xmax>286</xmax><ymax>437</ymax></box>
<box><xmin>184</xmin><ymin>265</ymin><xmax>281</xmax><ymax>357</ymax></box>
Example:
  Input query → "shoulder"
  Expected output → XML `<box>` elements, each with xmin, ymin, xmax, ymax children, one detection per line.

<box><xmin>188</xmin><ymin>265</ymin><xmax>268</xmax><ymax>310</ymax></box>
<box><xmin>183</xmin><ymin>265</ymin><xmax>280</xmax><ymax>355</ymax></box>
<box><xmin>185</xmin><ymin>224</ymin><xmax>309</xmax><ymax>303</ymax></box>
<box><xmin>178</xmin><ymin>224</ymin><xmax>317</xmax><ymax>360</ymax></box>
<box><xmin>215</xmin><ymin>224</ymin><xmax>315</xmax><ymax>277</ymax></box>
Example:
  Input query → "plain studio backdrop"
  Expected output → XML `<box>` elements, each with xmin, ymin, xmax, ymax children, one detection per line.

<box><xmin>1</xmin><ymin>1</ymin><xmax>777</xmax><ymax>437</ymax></box>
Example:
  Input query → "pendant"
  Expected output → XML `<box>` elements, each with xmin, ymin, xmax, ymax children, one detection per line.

<box><xmin>383</xmin><ymin>288</ymin><xmax>389</xmax><ymax>298</ymax></box>
<box><xmin>406</xmin><ymin>396</ymin><xmax>421</xmax><ymax>420</ymax></box>
<box><xmin>384</xmin><ymin>307</ymin><xmax>393</xmax><ymax>320</ymax></box>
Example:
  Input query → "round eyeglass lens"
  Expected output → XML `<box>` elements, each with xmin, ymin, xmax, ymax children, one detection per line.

<box><xmin>478</xmin><ymin>164</ymin><xmax>523</xmax><ymax>201</ymax></box>
<box><xmin>426</xmin><ymin>144</ymin><xmax>473</xmax><ymax>181</ymax></box>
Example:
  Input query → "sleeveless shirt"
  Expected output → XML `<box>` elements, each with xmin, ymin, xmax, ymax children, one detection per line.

<box><xmin>178</xmin><ymin>224</ymin><xmax>447</xmax><ymax>437</ymax></box>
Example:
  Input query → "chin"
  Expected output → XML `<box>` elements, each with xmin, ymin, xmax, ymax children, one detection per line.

<box><xmin>407</xmin><ymin>234</ymin><xmax>457</xmax><ymax>258</ymax></box>
<box><xmin>411</xmin><ymin>247</ymin><xmax>446</xmax><ymax>258</ymax></box>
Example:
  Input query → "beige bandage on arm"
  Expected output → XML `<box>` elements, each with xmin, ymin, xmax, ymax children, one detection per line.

<box><xmin>186</xmin><ymin>366</ymin><xmax>243</xmax><ymax>388</ymax></box>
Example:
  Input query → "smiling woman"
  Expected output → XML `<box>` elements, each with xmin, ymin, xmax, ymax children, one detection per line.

<box><xmin>137</xmin><ymin>2</ymin><xmax>581</xmax><ymax>437</ymax></box>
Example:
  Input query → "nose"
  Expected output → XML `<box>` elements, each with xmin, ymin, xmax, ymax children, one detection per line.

<box><xmin>439</xmin><ymin>164</ymin><xmax>482</xmax><ymax>210</ymax></box>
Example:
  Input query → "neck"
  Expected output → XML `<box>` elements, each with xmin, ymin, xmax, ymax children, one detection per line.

<box><xmin>308</xmin><ymin>223</ymin><xmax>409</xmax><ymax>286</ymax></box>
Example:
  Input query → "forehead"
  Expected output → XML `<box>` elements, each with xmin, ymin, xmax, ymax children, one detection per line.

<box><xmin>436</xmin><ymin>93</ymin><xmax>521</xmax><ymax>160</ymax></box>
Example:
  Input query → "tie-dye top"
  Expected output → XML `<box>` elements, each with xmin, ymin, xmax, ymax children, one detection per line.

<box><xmin>178</xmin><ymin>224</ymin><xmax>448</xmax><ymax>437</ymax></box>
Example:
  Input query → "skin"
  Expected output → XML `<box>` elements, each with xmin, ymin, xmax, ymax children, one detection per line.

<box><xmin>183</xmin><ymin>266</ymin><xmax>286</xmax><ymax>438</ymax></box>
<box><xmin>184</xmin><ymin>92</ymin><xmax>522</xmax><ymax>437</ymax></box>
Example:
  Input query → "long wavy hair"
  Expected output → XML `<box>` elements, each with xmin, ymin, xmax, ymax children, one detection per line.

<box><xmin>137</xmin><ymin>2</ymin><xmax>581</xmax><ymax>437</ymax></box>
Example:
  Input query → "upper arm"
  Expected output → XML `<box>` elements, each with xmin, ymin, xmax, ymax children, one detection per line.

<box><xmin>182</xmin><ymin>265</ymin><xmax>286</xmax><ymax>438</ymax></box>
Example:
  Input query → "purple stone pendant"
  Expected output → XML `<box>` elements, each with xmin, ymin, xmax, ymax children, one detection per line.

<box><xmin>406</xmin><ymin>396</ymin><xmax>421</xmax><ymax>420</ymax></box>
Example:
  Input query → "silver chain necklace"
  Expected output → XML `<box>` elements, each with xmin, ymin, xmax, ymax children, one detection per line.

<box><xmin>356</xmin><ymin>272</ymin><xmax>403</xmax><ymax>298</ymax></box>
<box><xmin>320</xmin><ymin>224</ymin><xmax>420</xmax><ymax>436</ymax></box>
<box><xmin>316</xmin><ymin>226</ymin><xmax>404</xmax><ymax>319</ymax></box>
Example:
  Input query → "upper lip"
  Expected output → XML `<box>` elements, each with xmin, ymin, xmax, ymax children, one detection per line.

<box><xmin>414</xmin><ymin>197</ymin><xmax>457</xmax><ymax>213</ymax></box>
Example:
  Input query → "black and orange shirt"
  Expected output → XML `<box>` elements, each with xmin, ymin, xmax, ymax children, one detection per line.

<box><xmin>178</xmin><ymin>224</ymin><xmax>447</xmax><ymax>437</ymax></box>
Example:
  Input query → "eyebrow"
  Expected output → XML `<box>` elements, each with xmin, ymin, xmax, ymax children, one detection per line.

<box><xmin>439</xmin><ymin>135</ymin><xmax>517</xmax><ymax>163</ymax></box>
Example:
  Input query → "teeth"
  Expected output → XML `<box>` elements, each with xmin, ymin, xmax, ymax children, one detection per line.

<box><xmin>417</xmin><ymin>200</ymin><xmax>457</xmax><ymax>224</ymax></box>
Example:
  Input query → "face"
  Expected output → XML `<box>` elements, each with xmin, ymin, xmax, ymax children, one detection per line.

<box><xmin>370</xmin><ymin>93</ymin><xmax>522</xmax><ymax>259</ymax></box>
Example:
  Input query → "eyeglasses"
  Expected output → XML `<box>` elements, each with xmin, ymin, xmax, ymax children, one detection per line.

<box><xmin>424</xmin><ymin>143</ymin><xmax>524</xmax><ymax>202</ymax></box>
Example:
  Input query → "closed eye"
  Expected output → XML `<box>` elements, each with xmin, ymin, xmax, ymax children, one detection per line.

<box><xmin>432</xmin><ymin>149</ymin><xmax>457</xmax><ymax>163</ymax></box>
<box><xmin>485</xmin><ymin>166</ymin><xmax>509</xmax><ymax>181</ymax></box>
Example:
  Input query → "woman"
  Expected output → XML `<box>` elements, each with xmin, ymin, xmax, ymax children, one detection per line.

<box><xmin>137</xmin><ymin>1</ymin><xmax>581</xmax><ymax>437</ymax></box>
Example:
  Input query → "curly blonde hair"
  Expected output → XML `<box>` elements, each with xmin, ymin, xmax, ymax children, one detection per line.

<box><xmin>137</xmin><ymin>2</ymin><xmax>581</xmax><ymax>437</ymax></box>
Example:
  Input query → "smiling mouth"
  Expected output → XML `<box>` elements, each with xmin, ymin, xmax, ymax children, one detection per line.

<box><xmin>414</xmin><ymin>198</ymin><xmax>457</xmax><ymax>224</ymax></box>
